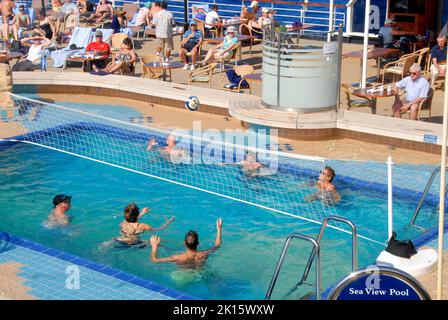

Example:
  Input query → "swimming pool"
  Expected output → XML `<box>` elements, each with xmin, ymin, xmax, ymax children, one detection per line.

<box><xmin>0</xmin><ymin>95</ymin><xmax>440</xmax><ymax>300</ymax></box>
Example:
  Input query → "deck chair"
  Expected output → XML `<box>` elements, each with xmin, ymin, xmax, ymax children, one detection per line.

<box><xmin>219</xmin><ymin>64</ymin><xmax>253</xmax><ymax>92</ymax></box>
<box><xmin>110</xmin><ymin>33</ymin><xmax>129</xmax><ymax>52</ymax></box>
<box><xmin>127</xmin><ymin>13</ymin><xmax>145</xmax><ymax>40</ymax></box>
<box><xmin>239</xmin><ymin>23</ymin><xmax>262</xmax><ymax>54</ymax></box>
<box><xmin>50</xmin><ymin>27</ymin><xmax>93</xmax><ymax>68</ymax></box>
<box><xmin>141</xmin><ymin>53</ymin><xmax>167</xmax><ymax>80</ymax></box>
<box><xmin>217</xmin><ymin>42</ymin><xmax>241</xmax><ymax>73</ymax></box>
<box><xmin>341</xmin><ymin>84</ymin><xmax>375</xmax><ymax>113</ymax></box>
<box><xmin>188</xmin><ymin>62</ymin><xmax>217</xmax><ymax>88</ymax></box>
<box><xmin>402</xmin><ymin>87</ymin><xmax>434</xmax><ymax>120</ymax></box>
<box><xmin>382</xmin><ymin>52</ymin><xmax>418</xmax><ymax>84</ymax></box>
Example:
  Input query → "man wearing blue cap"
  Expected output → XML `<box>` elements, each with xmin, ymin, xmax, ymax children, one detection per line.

<box><xmin>135</xmin><ymin>1</ymin><xmax>152</xmax><ymax>27</ymax></box>
<box><xmin>179</xmin><ymin>20</ymin><xmax>203</xmax><ymax>70</ymax></box>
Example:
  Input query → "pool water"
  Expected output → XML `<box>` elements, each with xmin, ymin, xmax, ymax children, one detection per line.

<box><xmin>0</xmin><ymin>128</ymin><xmax>438</xmax><ymax>299</ymax></box>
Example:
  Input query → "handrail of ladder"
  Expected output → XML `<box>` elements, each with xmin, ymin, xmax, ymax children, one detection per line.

<box><xmin>265</xmin><ymin>233</ymin><xmax>321</xmax><ymax>300</ymax></box>
<box><xmin>410</xmin><ymin>167</ymin><xmax>447</xmax><ymax>230</ymax></box>
<box><xmin>298</xmin><ymin>216</ymin><xmax>357</xmax><ymax>288</ymax></box>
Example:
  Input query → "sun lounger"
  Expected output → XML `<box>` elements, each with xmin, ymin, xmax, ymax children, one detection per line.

<box><xmin>50</xmin><ymin>27</ymin><xmax>93</xmax><ymax>68</ymax></box>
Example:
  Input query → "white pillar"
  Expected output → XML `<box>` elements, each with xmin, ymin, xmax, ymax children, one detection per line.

<box><xmin>328</xmin><ymin>0</ymin><xmax>334</xmax><ymax>42</ymax></box>
<box><xmin>361</xmin><ymin>0</ymin><xmax>371</xmax><ymax>88</ymax></box>
<box><xmin>436</xmin><ymin>48</ymin><xmax>448</xmax><ymax>301</ymax></box>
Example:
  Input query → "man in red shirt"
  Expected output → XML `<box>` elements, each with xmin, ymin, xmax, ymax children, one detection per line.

<box><xmin>84</xmin><ymin>30</ymin><xmax>110</xmax><ymax>71</ymax></box>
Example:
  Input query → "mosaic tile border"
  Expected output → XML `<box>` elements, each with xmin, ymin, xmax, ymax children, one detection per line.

<box><xmin>0</xmin><ymin>231</ymin><xmax>198</xmax><ymax>300</ymax></box>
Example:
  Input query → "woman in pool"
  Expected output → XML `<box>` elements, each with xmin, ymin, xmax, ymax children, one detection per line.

<box><xmin>305</xmin><ymin>166</ymin><xmax>341</xmax><ymax>205</ymax></box>
<box><xmin>115</xmin><ymin>203</ymin><xmax>175</xmax><ymax>246</ymax></box>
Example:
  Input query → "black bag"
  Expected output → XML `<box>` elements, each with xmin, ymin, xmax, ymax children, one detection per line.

<box><xmin>385</xmin><ymin>231</ymin><xmax>417</xmax><ymax>259</ymax></box>
<box><xmin>10</xmin><ymin>40</ymin><xmax>23</xmax><ymax>53</ymax></box>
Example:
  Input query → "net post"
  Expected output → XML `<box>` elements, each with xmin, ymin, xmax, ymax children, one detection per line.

<box><xmin>387</xmin><ymin>156</ymin><xmax>394</xmax><ymax>241</ymax></box>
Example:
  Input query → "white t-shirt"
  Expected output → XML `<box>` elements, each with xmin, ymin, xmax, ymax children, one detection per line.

<box><xmin>205</xmin><ymin>10</ymin><xmax>219</xmax><ymax>29</ymax></box>
<box><xmin>27</xmin><ymin>44</ymin><xmax>45</xmax><ymax>63</ymax></box>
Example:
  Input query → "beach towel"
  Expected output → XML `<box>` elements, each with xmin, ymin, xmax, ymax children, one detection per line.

<box><xmin>50</xmin><ymin>27</ymin><xmax>93</xmax><ymax>68</ymax></box>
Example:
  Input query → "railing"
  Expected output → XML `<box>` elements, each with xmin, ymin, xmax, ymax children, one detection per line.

<box><xmin>265</xmin><ymin>215</ymin><xmax>358</xmax><ymax>300</ymax></box>
<box><xmin>265</xmin><ymin>233</ymin><xmax>321</xmax><ymax>300</ymax></box>
<box><xmin>410</xmin><ymin>167</ymin><xmax>448</xmax><ymax>230</ymax></box>
<box><xmin>22</xmin><ymin>0</ymin><xmax>347</xmax><ymax>35</ymax></box>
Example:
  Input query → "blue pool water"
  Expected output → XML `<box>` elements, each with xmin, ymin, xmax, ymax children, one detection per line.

<box><xmin>0</xmin><ymin>125</ymin><xmax>439</xmax><ymax>299</ymax></box>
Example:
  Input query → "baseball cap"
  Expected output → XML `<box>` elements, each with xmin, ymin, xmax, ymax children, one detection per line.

<box><xmin>262</xmin><ymin>8</ymin><xmax>269</xmax><ymax>13</ymax></box>
<box><xmin>144</xmin><ymin>1</ymin><xmax>151</xmax><ymax>8</ymax></box>
<box><xmin>189</xmin><ymin>20</ymin><xmax>197</xmax><ymax>26</ymax></box>
<box><xmin>250</xmin><ymin>1</ymin><xmax>259</xmax><ymax>8</ymax></box>
<box><xmin>95</xmin><ymin>30</ymin><xmax>103</xmax><ymax>37</ymax></box>
<box><xmin>53</xmin><ymin>194</ymin><xmax>72</xmax><ymax>207</ymax></box>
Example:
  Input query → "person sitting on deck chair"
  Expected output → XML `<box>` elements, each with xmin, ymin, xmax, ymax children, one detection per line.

<box><xmin>179</xmin><ymin>20</ymin><xmax>203</xmax><ymax>71</ymax></box>
<box><xmin>93</xmin><ymin>37</ymin><xmax>136</xmax><ymax>74</ymax></box>
<box><xmin>12</xmin><ymin>33</ymin><xmax>51</xmax><ymax>71</ymax></box>
<box><xmin>392</xmin><ymin>63</ymin><xmax>430</xmax><ymax>120</ymax></box>
<box><xmin>87</xmin><ymin>0</ymin><xmax>113</xmax><ymax>23</ymax></box>
<box><xmin>150</xmin><ymin>218</ymin><xmax>223</xmax><ymax>268</ymax></box>
<box><xmin>200</xmin><ymin>25</ymin><xmax>238</xmax><ymax>65</ymax></box>
<box><xmin>430</xmin><ymin>34</ymin><xmax>447</xmax><ymax>88</ymax></box>
<box><xmin>83</xmin><ymin>29</ymin><xmax>110</xmax><ymax>71</ymax></box>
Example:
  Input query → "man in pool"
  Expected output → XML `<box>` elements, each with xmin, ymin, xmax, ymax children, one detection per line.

<box><xmin>220</xmin><ymin>151</ymin><xmax>274</xmax><ymax>177</ymax></box>
<box><xmin>48</xmin><ymin>194</ymin><xmax>72</xmax><ymax>225</ymax></box>
<box><xmin>150</xmin><ymin>218</ymin><xmax>223</xmax><ymax>267</ymax></box>
<box><xmin>305</xmin><ymin>166</ymin><xmax>340</xmax><ymax>205</ymax></box>
<box><xmin>147</xmin><ymin>135</ymin><xmax>189</xmax><ymax>163</ymax></box>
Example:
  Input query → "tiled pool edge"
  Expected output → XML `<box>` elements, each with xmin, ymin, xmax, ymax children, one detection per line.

<box><xmin>0</xmin><ymin>231</ymin><xmax>198</xmax><ymax>300</ymax></box>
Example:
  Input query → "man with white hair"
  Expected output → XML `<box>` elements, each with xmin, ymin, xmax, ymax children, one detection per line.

<box><xmin>430</xmin><ymin>34</ymin><xmax>447</xmax><ymax>88</ymax></box>
<box><xmin>392</xmin><ymin>63</ymin><xmax>430</xmax><ymax>120</ymax></box>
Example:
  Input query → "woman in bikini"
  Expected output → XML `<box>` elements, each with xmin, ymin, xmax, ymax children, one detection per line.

<box><xmin>115</xmin><ymin>203</ymin><xmax>175</xmax><ymax>246</ymax></box>
<box><xmin>93</xmin><ymin>37</ymin><xmax>136</xmax><ymax>74</ymax></box>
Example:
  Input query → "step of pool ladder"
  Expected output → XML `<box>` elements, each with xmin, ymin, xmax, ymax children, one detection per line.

<box><xmin>265</xmin><ymin>216</ymin><xmax>358</xmax><ymax>300</ymax></box>
<box><xmin>409</xmin><ymin>166</ymin><xmax>448</xmax><ymax>231</ymax></box>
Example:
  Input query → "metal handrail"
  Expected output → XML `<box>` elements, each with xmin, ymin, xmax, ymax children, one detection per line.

<box><xmin>294</xmin><ymin>216</ymin><xmax>357</xmax><ymax>291</ymax></box>
<box><xmin>410</xmin><ymin>167</ymin><xmax>447</xmax><ymax>230</ymax></box>
<box><xmin>265</xmin><ymin>233</ymin><xmax>321</xmax><ymax>300</ymax></box>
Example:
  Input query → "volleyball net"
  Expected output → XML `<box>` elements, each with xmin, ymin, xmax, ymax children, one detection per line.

<box><xmin>1</xmin><ymin>93</ymin><xmax>397</xmax><ymax>245</ymax></box>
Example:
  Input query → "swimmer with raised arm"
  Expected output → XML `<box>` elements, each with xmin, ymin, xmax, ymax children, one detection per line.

<box><xmin>305</xmin><ymin>166</ymin><xmax>340</xmax><ymax>205</ymax></box>
<box><xmin>150</xmin><ymin>218</ymin><xmax>223</xmax><ymax>268</ymax></box>
<box><xmin>147</xmin><ymin>135</ymin><xmax>188</xmax><ymax>163</ymax></box>
<box><xmin>116</xmin><ymin>203</ymin><xmax>175</xmax><ymax>245</ymax></box>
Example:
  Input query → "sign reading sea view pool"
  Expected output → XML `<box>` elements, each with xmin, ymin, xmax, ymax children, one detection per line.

<box><xmin>328</xmin><ymin>266</ymin><xmax>431</xmax><ymax>300</ymax></box>
<box><xmin>262</xmin><ymin>25</ymin><xmax>342</xmax><ymax>113</ymax></box>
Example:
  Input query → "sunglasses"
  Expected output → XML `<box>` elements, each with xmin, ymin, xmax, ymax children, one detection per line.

<box><xmin>410</xmin><ymin>72</ymin><xmax>419</xmax><ymax>75</ymax></box>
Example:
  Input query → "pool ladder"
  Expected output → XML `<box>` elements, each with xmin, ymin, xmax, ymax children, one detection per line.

<box><xmin>410</xmin><ymin>167</ymin><xmax>448</xmax><ymax>231</ymax></box>
<box><xmin>265</xmin><ymin>216</ymin><xmax>358</xmax><ymax>300</ymax></box>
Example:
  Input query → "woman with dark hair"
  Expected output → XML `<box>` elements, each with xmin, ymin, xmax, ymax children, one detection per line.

<box><xmin>34</xmin><ymin>9</ymin><xmax>56</xmax><ymax>40</ymax></box>
<box><xmin>93</xmin><ymin>37</ymin><xmax>137</xmax><ymax>74</ymax></box>
<box><xmin>115</xmin><ymin>203</ymin><xmax>174</xmax><ymax>245</ymax></box>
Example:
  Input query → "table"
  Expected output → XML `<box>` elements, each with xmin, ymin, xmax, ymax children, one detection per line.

<box><xmin>243</xmin><ymin>73</ymin><xmax>262</xmax><ymax>94</ymax></box>
<box><xmin>0</xmin><ymin>52</ymin><xmax>23</xmax><ymax>64</ymax></box>
<box><xmin>342</xmin><ymin>47</ymin><xmax>400</xmax><ymax>85</ymax></box>
<box><xmin>144</xmin><ymin>60</ymin><xmax>183</xmax><ymax>81</ymax></box>
<box><xmin>65</xmin><ymin>54</ymin><xmax>109</xmax><ymax>71</ymax></box>
<box><xmin>352</xmin><ymin>87</ymin><xmax>396</xmax><ymax>114</ymax></box>
<box><xmin>203</xmin><ymin>35</ymin><xmax>256</xmax><ymax>60</ymax></box>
